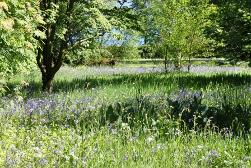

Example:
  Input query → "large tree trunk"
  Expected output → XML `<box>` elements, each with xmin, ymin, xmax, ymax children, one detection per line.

<box><xmin>42</xmin><ymin>74</ymin><xmax>54</xmax><ymax>93</ymax></box>
<box><xmin>36</xmin><ymin>0</ymin><xmax>74</xmax><ymax>93</ymax></box>
<box><xmin>37</xmin><ymin>49</ymin><xmax>62</xmax><ymax>93</ymax></box>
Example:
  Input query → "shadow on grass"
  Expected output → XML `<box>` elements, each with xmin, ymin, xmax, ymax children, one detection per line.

<box><xmin>6</xmin><ymin>72</ymin><xmax>251</xmax><ymax>96</ymax></box>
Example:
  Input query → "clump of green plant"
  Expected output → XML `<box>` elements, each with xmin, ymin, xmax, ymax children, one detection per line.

<box><xmin>99</xmin><ymin>89</ymin><xmax>250</xmax><ymax>135</ymax></box>
<box><xmin>168</xmin><ymin>89</ymin><xmax>251</xmax><ymax>134</ymax></box>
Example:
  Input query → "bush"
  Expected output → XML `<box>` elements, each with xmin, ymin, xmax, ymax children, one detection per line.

<box><xmin>107</xmin><ymin>45</ymin><xmax>140</xmax><ymax>59</ymax></box>
<box><xmin>65</xmin><ymin>45</ymin><xmax>141</xmax><ymax>66</ymax></box>
<box><xmin>65</xmin><ymin>48</ymin><xmax>114</xmax><ymax>66</ymax></box>
<box><xmin>138</xmin><ymin>45</ymin><xmax>165</xmax><ymax>58</ymax></box>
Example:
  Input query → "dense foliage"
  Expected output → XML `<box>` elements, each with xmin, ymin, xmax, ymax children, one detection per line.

<box><xmin>151</xmin><ymin>0</ymin><xmax>213</xmax><ymax>69</ymax></box>
<box><xmin>36</xmin><ymin>0</ymin><xmax>115</xmax><ymax>92</ymax></box>
<box><xmin>210</xmin><ymin>0</ymin><xmax>251</xmax><ymax>63</ymax></box>
<box><xmin>0</xmin><ymin>1</ymin><xmax>38</xmax><ymax>78</ymax></box>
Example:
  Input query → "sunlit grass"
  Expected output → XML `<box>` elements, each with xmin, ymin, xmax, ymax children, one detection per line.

<box><xmin>0</xmin><ymin>65</ymin><xmax>251</xmax><ymax>167</ymax></box>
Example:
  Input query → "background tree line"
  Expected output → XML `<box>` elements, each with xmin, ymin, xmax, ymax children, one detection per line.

<box><xmin>0</xmin><ymin>0</ymin><xmax>250</xmax><ymax>92</ymax></box>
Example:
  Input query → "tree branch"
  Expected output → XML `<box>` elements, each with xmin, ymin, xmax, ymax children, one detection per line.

<box><xmin>53</xmin><ymin>0</ymin><xmax>75</xmax><ymax>73</ymax></box>
<box><xmin>36</xmin><ymin>49</ymin><xmax>45</xmax><ymax>75</ymax></box>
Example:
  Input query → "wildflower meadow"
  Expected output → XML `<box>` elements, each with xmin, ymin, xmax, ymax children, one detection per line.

<box><xmin>0</xmin><ymin>65</ymin><xmax>250</xmax><ymax>167</ymax></box>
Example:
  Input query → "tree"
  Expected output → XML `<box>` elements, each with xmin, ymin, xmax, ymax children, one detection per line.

<box><xmin>132</xmin><ymin>0</ymin><xmax>163</xmax><ymax>58</ymax></box>
<box><xmin>210</xmin><ymin>0</ymin><xmax>251</xmax><ymax>64</ymax></box>
<box><xmin>0</xmin><ymin>1</ymin><xmax>39</xmax><ymax>78</ymax></box>
<box><xmin>132</xmin><ymin>0</ymin><xmax>158</xmax><ymax>44</ymax></box>
<box><xmin>105</xmin><ymin>29</ymin><xmax>141</xmax><ymax>59</ymax></box>
<box><xmin>151</xmin><ymin>0</ymin><xmax>212</xmax><ymax>71</ymax></box>
<box><xmin>36</xmin><ymin>0</ymin><xmax>112</xmax><ymax>92</ymax></box>
<box><xmin>182</xmin><ymin>0</ymin><xmax>214</xmax><ymax>71</ymax></box>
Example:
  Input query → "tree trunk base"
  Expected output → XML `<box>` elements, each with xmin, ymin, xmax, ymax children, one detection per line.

<box><xmin>42</xmin><ymin>77</ymin><xmax>53</xmax><ymax>93</ymax></box>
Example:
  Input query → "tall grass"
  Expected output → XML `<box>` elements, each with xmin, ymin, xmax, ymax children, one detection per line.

<box><xmin>0</xmin><ymin>66</ymin><xmax>250</xmax><ymax>167</ymax></box>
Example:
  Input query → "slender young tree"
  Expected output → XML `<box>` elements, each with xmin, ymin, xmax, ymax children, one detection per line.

<box><xmin>151</xmin><ymin>0</ymin><xmax>212</xmax><ymax>71</ymax></box>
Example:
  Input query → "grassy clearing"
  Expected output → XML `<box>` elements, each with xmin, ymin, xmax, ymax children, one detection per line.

<box><xmin>0</xmin><ymin>66</ymin><xmax>251</xmax><ymax>167</ymax></box>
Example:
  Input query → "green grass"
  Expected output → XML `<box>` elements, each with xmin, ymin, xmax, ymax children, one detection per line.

<box><xmin>0</xmin><ymin>125</ymin><xmax>250</xmax><ymax>167</ymax></box>
<box><xmin>0</xmin><ymin>66</ymin><xmax>250</xmax><ymax>167</ymax></box>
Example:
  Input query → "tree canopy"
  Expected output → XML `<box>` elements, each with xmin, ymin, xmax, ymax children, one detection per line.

<box><xmin>36</xmin><ymin>0</ymin><xmax>114</xmax><ymax>92</ymax></box>
<box><xmin>0</xmin><ymin>1</ymin><xmax>39</xmax><ymax>78</ymax></box>
<box><xmin>210</xmin><ymin>0</ymin><xmax>251</xmax><ymax>63</ymax></box>
<box><xmin>150</xmin><ymin>0</ymin><xmax>213</xmax><ymax>69</ymax></box>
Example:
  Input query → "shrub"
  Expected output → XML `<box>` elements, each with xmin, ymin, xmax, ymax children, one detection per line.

<box><xmin>65</xmin><ymin>48</ymin><xmax>114</xmax><ymax>66</ymax></box>
<box><xmin>107</xmin><ymin>45</ymin><xmax>140</xmax><ymax>60</ymax></box>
